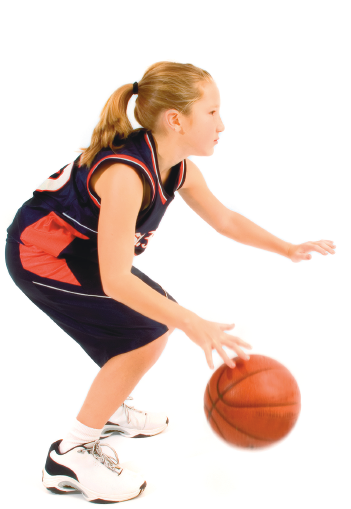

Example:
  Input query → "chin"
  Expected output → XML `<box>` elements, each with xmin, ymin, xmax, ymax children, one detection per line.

<box><xmin>191</xmin><ymin>145</ymin><xmax>215</xmax><ymax>157</ymax></box>
<box><xmin>200</xmin><ymin>147</ymin><xmax>215</xmax><ymax>156</ymax></box>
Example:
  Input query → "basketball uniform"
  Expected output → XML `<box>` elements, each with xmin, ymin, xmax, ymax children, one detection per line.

<box><xmin>5</xmin><ymin>128</ymin><xmax>186</xmax><ymax>367</ymax></box>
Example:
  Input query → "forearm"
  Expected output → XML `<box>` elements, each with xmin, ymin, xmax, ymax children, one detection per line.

<box><xmin>103</xmin><ymin>273</ymin><xmax>196</xmax><ymax>331</ymax></box>
<box><xmin>222</xmin><ymin>212</ymin><xmax>292</xmax><ymax>258</ymax></box>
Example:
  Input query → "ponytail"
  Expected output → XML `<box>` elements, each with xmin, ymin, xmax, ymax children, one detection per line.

<box><xmin>79</xmin><ymin>61</ymin><xmax>213</xmax><ymax>168</ymax></box>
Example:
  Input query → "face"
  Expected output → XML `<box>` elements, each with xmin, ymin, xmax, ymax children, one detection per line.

<box><xmin>179</xmin><ymin>80</ymin><xmax>225</xmax><ymax>156</ymax></box>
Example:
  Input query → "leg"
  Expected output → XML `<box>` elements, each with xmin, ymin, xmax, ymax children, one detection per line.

<box><xmin>77</xmin><ymin>327</ymin><xmax>175</xmax><ymax>429</ymax></box>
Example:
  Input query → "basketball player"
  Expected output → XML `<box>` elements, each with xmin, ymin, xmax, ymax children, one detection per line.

<box><xmin>5</xmin><ymin>61</ymin><xmax>335</xmax><ymax>503</ymax></box>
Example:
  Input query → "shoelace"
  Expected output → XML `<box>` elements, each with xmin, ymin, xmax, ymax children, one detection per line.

<box><xmin>80</xmin><ymin>440</ymin><xmax>123</xmax><ymax>475</ymax></box>
<box><xmin>123</xmin><ymin>396</ymin><xmax>146</xmax><ymax>425</ymax></box>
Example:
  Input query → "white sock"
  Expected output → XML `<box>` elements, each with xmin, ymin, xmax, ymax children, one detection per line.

<box><xmin>59</xmin><ymin>418</ymin><xmax>104</xmax><ymax>454</ymax></box>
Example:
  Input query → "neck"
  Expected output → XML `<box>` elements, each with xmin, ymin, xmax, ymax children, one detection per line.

<box><xmin>151</xmin><ymin>131</ymin><xmax>187</xmax><ymax>175</ymax></box>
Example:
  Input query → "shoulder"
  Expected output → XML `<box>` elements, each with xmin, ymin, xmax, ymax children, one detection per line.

<box><xmin>92</xmin><ymin>161</ymin><xmax>144</xmax><ymax>201</ymax></box>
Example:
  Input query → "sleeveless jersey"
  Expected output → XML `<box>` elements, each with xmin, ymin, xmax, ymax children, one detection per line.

<box><xmin>6</xmin><ymin>128</ymin><xmax>187</xmax><ymax>287</ymax></box>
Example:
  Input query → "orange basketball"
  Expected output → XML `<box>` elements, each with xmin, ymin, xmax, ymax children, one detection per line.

<box><xmin>204</xmin><ymin>354</ymin><xmax>301</xmax><ymax>448</ymax></box>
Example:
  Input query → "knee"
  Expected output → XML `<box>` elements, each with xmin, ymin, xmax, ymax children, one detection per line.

<box><xmin>145</xmin><ymin>327</ymin><xmax>174</xmax><ymax>366</ymax></box>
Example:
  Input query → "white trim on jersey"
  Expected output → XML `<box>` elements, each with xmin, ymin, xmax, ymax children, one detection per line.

<box><xmin>158</xmin><ymin>284</ymin><xmax>169</xmax><ymax>298</ymax></box>
<box><xmin>176</xmin><ymin>160</ymin><xmax>186</xmax><ymax>190</ymax></box>
<box><xmin>62</xmin><ymin>213</ymin><xmax>98</xmax><ymax>233</ymax></box>
<box><xmin>145</xmin><ymin>133</ymin><xmax>168</xmax><ymax>203</ymax></box>
<box><xmin>87</xmin><ymin>155</ymin><xmax>156</xmax><ymax>208</ymax></box>
<box><xmin>32</xmin><ymin>281</ymin><xmax>111</xmax><ymax>298</ymax></box>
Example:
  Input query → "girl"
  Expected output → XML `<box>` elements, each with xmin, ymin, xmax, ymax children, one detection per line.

<box><xmin>5</xmin><ymin>61</ymin><xmax>335</xmax><ymax>503</ymax></box>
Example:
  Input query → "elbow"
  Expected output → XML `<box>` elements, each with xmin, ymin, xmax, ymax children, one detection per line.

<box><xmin>102</xmin><ymin>283</ymin><xmax>115</xmax><ymax>298</ymax></box>
<box><xmin>102</xmin><ymin>281</ymin><xmax>121</xmax><ymax>299</ymax></box>
<box><xmin>101</xmin><ymin>274</ymin><xmax>129</xmax><ymax>299</ymax></box>
<box><xmin>217</xmin><ymin>217</ymin><xmax>229</xmax><ymax>237</ymax></box>
<box><xmin>218</xmin><ymin>212</ymin><xmax>236</xmax><ymax>239</ymax></box>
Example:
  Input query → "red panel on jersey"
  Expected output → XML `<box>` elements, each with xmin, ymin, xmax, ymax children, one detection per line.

<box><xmin>19</xmin><ymin>212</ymin><xmax>89</xmax><ymax>285</ymax></box>
<box><xmin>19</xmin><ymin>244</ymin><xmax>81</xmax><ymax>285</ymax></box>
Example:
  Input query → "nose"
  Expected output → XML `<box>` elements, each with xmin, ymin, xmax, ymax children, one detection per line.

<box><xmin>218</xmin><ymin>117</ymin><xmax>225</xmax><ymax>133</ymax></box>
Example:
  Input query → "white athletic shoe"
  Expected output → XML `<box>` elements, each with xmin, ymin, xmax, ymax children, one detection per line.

<box><xmin>100</xmin><ymin>396</ymin><xmax>169</xmax><ymax>439</ymax></box>
<box><xmin>42</xmin><ymin>438</ymin><xmax>146</xmax><ymax>503</ymax></box>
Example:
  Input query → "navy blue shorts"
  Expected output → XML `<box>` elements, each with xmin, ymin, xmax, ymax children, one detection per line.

<box><xmin>5</xmin><ymin>240</ymin><xmax>177</xmax><ymax>368</ymax></box>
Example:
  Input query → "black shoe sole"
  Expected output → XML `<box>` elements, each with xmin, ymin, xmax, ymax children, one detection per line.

<box><xmin>44</xmin><ymin>481</ymin><xmax>147</xmax><ymax>503</ymax></box>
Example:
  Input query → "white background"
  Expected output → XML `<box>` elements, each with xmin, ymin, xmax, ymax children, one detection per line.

<box><xmin>1</xmin><ymin>1</ymin><xmax>350</xmax><ymax>507</ymax></box>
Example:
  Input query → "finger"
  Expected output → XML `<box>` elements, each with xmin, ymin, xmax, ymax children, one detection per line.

<box><xmin>320</xmin><ymin>241</ymin><xmax>336</xmax><ymax>253</ymax></box>
<box><xmin>223</xmin><ymin>334</ymin><xmax>252</xmax><ymax>349</ymax></box>
<box><xmin>216</xmin><ymin>344</ymin><xmax>236</xmax><ymax>369</ymax></box>
<box><xmin>233</xmin><ymin>337</ymin><xmax>253</xmax><ymax>349</ymax></box>
<box><xmin>312</xmin><ymin>244</ymin><xmax>329</xmax><ymax>255</ymax></box>
<box><xmin>219</xmin><ymin>323</ymin><xmax>235</xmax><ymax>331</ymax></box>
<box><xmin>204</xmin><ymin>349</ymin><xmax>214</xmax><ymax>370</ymax></box>
<box><xmin>220</xmin><ymin>336</ymin><xmax>250</xmax><ymax>360</ymax></box>
<box><xmin>228</xmin><ymin>341</ymin><xmax>251</xmax><ymax>361</ymax></box>
<box><xmin>312</xmin><ymin>241</ymin><xmax>333</xmax><ymax>255</ymax></box>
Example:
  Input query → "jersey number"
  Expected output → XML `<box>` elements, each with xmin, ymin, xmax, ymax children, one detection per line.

<box><xmin>36</xmin><ymin>162</ymin><xmax>74</xmax><ymax>192</ymax></box>
<box><xmin>135</xmin><ymin>231</ymin><xmax>156</xmax><ymax>248</ymax></box>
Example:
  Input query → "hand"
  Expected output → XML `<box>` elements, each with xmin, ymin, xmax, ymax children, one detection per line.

<box><xmin>183</xmin><ymin>315</ymin><xmax>252</xmax><ymax>370</ymax></box>
<box><xmin>287</xmin><ymin>240</ymin><xmax>336</xmax><ymax>263</ymax></box>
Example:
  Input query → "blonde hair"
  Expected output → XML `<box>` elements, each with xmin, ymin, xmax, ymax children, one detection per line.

<box><xmin>79</xmin><ymin>61</ymin><xmax>213</xmax><ymax>168</ymax></box>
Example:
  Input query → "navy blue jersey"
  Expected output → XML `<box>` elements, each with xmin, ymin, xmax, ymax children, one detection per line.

<box><xmin>7</xmin><ymin>128</ymin><xmax>186</xmax><ymax>288</ymax></box>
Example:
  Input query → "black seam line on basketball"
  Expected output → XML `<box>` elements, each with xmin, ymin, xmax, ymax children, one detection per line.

<box><xmin>208</xmin><ymin>366</ymin><xmax>280</xmax><ymax>421</ymax></box>
<box><xmin>206</xmin><ymin>400</ymin><xmax>299</xmax><ymax>411</ymax></box>
<box><xmin>206</xmin><ymin>365</ymin><xmax>226</xmax><ymax>422</ymax></box>
<box><xmin>206</xmin><ymin>382</ymin><xmax>217</xmax><ymax>422</ymax></box>
<box><xmin>221</xmin><ymin>402</ymin><xmax>300</xmax><ymax>409</ymax></box>
<box><xmin>206</xmin><ymin>384</ymin><xmax>268</xmax><ymax>443</ymax></box>
<box><xmin>212</xmin><ymin>366</ymin><xmax>280</xmax><ymax>417</ymax></box>
<box><xmin>207</xmin><ymin>386</ymin><xmax>273</xmax><ymax>443</ymax></box>
<box><xmin>205</xmin><ymin>381</ymin><xmax>213</xmax><ymax>421</ymax></box>
<box><xmin>204</xmin><ymin>391</ymin><xmax>225</xmax><ymax>439</ymax></box>
<box><xmin>208</xmin><ymin>412</ymin><xmax>225</xmax><ymax>439</ymax></box>
<box><xmin>204</xmin><ymin>402</ymin><xmax>226</xmax><ymax>439</ymax></box>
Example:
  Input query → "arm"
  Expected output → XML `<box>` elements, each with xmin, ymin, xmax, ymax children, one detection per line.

<box><xmin>222</xmin><ymin>211</ymin><xmax>336</xmax><ymax>261</ymax></box>
<box><xmin>178</xmin><ymin>159</ymin><xmax>290</xmax><ymax>256</ymax></box>
<box><xmin>221</xmin><ymin>212</ymin><xmax>292</xmax><ymax>258</ymax></box>
<box><xmin>96</xmin><ymin>161</ymin><xmax>252</xmax><ymax>369</ymax></box>
<box><xmin>177</xmin><ymin>158</ymin><xmax>234</xmax><ymax>233</ymax></box>
<box><xmin>179</xmin><ymin>159</ymin><xmax>335</xmax><ymax>261</ymax></box>
<box><xmin>96</xmin><ymin>162</ymin><xmax>195</xmax><ymax>330</ymax></box>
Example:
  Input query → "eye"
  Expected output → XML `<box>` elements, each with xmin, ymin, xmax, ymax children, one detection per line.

<box><xmin>211</xmin><ymin>111</ymin><xmax>216</xmax><ymax>115</ymax></box>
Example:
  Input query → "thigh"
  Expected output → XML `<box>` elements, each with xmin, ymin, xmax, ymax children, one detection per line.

<box><xmin>5</xmin><ymin>240</ymin><xmax>177</xmax><ymax>368</ymax></box>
